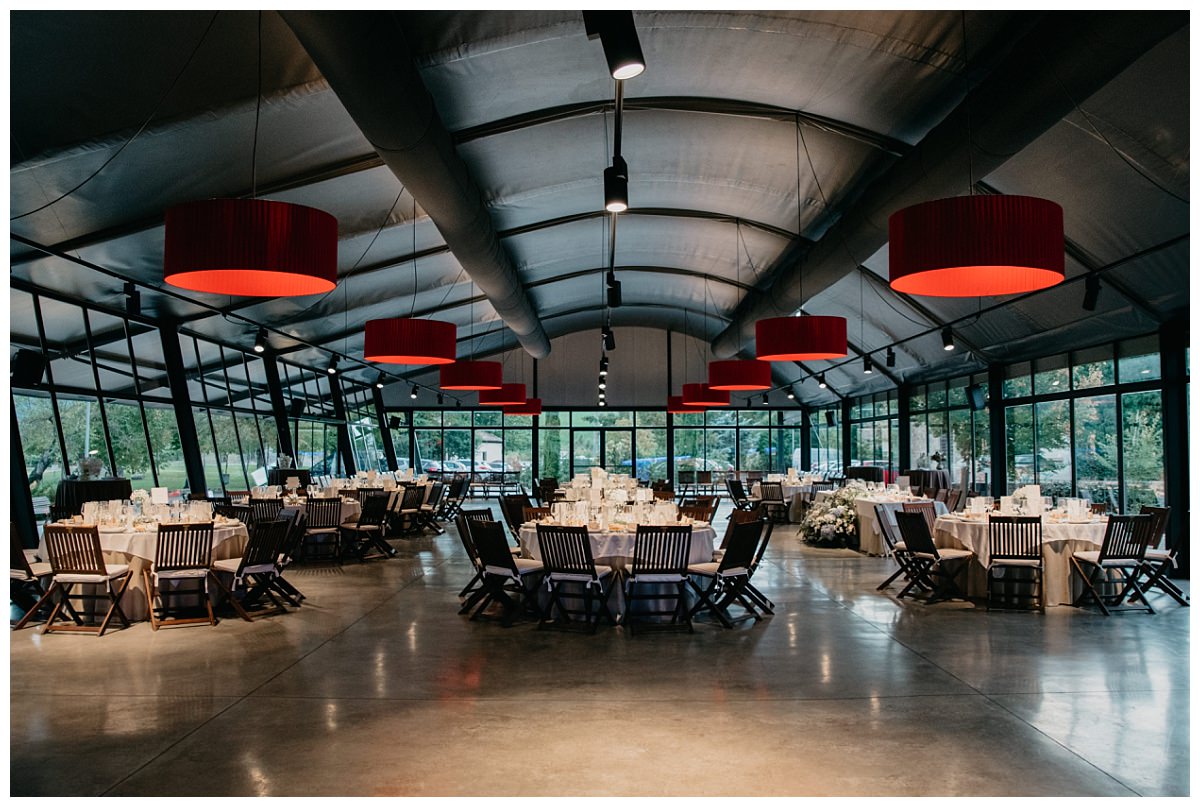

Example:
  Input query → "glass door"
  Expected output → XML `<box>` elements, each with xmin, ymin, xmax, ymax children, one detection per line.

<box><xmin>604</xmin><ymin>429</ymin><xmax>633</xmax><ymax>474</ymax></box>
<box><xmin>571</xmin><ymin>429</ymin><xmax>602</xmax><ymax>476</ymax></box>
<box><xmin>570</xmin><ymin>428</ymin><xmax>634</xmax><ymax>476</ymax></box>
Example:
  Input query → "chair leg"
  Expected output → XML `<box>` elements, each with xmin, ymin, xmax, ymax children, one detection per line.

<box><xmin>459</xmin><ymin>568</ymin><xmax>484</xmax><ymax>598</ymax></box>
<box><xmin>14</xmin><ymin>580</ymin><xmax>59</xmax><ymax>631</ymax></box>
<box><xmin>1071</xmin><ymin>558</ymin><xmax>1110</xmax><ymax>616</ymax></box>
<box><xmin>97</xmin><ymin>572</ymin><xmax>133</xmax><ymax>636</ymax></box>
<box><xmin>145</xmin><ymin>569</ymin><xmax>160</xmax><ymax>631</ymax></box>
<box><xmin>211</xmin><ymin>572</ymin><xmax>255</xmax><ymax>622</ymax></box>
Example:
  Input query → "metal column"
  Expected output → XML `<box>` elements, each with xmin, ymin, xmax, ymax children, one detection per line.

<box><xmin>158</xmin><ymin>322</ymin><xmax>207</xmax><ymax>494</ymax></box>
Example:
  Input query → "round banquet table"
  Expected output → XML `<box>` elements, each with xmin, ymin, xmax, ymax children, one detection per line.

<box><xmin>858</xmin><ymin>497</ymin><xmax>950</xmax><ymax>556</ymax></box>
<box><xmin>37</xmin><ymin>520</ymin><xmax>250</xmax><ymax>621</ymax></box>
<box><xmin>752</xmin><ymin>482</ymin><xmax>812</xmax><ymax>522</ymax></box>
<box><xmin>933</xmin><ymin>514</ymin><xmax>1108</xmax><ymax>606</ymax></box>
<box><xmin>517</xmin><ymin>523</ymin><xmax>716</xmax><ymax>618</ymax></box>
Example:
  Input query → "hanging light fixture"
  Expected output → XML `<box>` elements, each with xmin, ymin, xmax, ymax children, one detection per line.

<box><xmin>326</xmin><ymin>358</ymin><xmax>338</xmax><ymax>375</ymax></box>
<box><xmin>667</xmin><ymin>395</ymin><xmax>705</xmax><ymax>414</ymax></box>
<box><xmin>756</xmin><ymin>316</ymin><xmax>848</xmax><ymax>362</ymax></box>
<box><xmin>375</xmin><ymin>373</ymin><xmax>385</xmax><ymax>390</ymax></box>
<box><xmin>863</xmin><ymin>356</ymin><xmax>873</xmax><ymax>375</ymax></box>
<box><xmin>787</xmin><ymin>389</ymin><xmax>795</xmax><ymax>400</ymax></box>
<box><xmin>253</xmin><ymin>327</ymin><xmax>267</xmax><ymax>354</ymax></box>
<box><xmin>364</xmin><ymin>318</ymin><xmax>457</xmax><ymax>365</ymax></box>
<box><xmin>478</xmin><ymin>383</ymin><xmax>526</xmax><ymax>406</ymax></box>
<box><xmin>164</xmin><ymin>199</ymin><xmax>338</xmax><ymax>296</ymax></box>
<box><xmin>681</xmin><ymin>382</ymin><xmax>730</xmax><ymax>407</ymax></box>
<box><xmin>504</xmin><ymin>398</ymin><xmax>543</xmax><ymax>416</ymax></box>
<box><xmin>708</xmin><ymin>359</ymin><xmax>771</xmax><ymax>391</ymax></box>
<box><xmin>942</xmin><ymin>327</ymin><xmax>956</xmax><ymax>351</ymax></box>
<box><xmin>599</xmin><ymin>356</ymin><xmax>609</xmax><ymax>377</ymax></box>
<box><xmin>1082</xmin><ymin>274</ymin><xmax>1101</xmax><ymax>311</ymax></box>
<box><xmin>817</xmin><ymin>373</ymin><xmax>828</xmax><ymax>389</ymax></box>
<box><xmin>888</xmin><ymin>195</ymin><xmax>1065</xmax><ymax>297</ymax></box>
<box><xmin>409</xmin><ymin>385</ymin><xmax>418</xmax><ymax>400</ymax></box>
<box><xmin>439</xmin><ymin>360</ymin><xmax>502</xmax><ymax>391</ymax></box>
<box><xmin>436</xmin><ymin>392</ymin><xmax>445</xmax><ymax>406</ymax></box>
<box><xmin>583</xmin><ymin>11</ymin><xmax>646</xmax><ymax>80</ymax></box>
<box><xmin>886</xmin><ymin>347</ymin><xmax>896</xmax><ymax>368</ymax></box>
<box><xmin>604</xmin><ymin>157</ymin><xmax>629</xmax><ymax>213</ymax></box>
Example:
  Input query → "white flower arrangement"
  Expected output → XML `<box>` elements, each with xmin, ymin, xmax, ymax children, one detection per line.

<box><xmin>130</xmin><ymin>488</ymin><xmax>151</xmax><ymax>506</ymax></box>
<box><xmin>800</xmin><ymin>481</ymin><xmax>867</xmax><ymax>545</ymax></box>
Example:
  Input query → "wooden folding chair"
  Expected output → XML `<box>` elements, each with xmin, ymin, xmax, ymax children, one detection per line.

<box><xmin>341</xmin><ymin>493</ymin><xmax>394</xmax><ymax>561</ymax></box>
<box><xmin>463</xmin><ymin>520</ymin><xmax>543</xmax><ymax>627</ymax></box>
<box><xmin>687</xmin><ymin>518</ymin><xmax>765</xmax><ymax>628</ymax></box>
<box><xmin>269</xmin><ymin>507</ymin><xmax>307</xmax><ymax>606</ymax></box>
<box><xmin>1134</xmin><ymin>506</ymin><xmax>1186</xmax><ymax>607</ymax></box>
<box><xmin>301</xmin><ymin>497</ymin><xmax>343</xmax><ymax>562</ymax></box>
<box><xmin>523</xmin><ymin>506</ymin><xmax>552</xmax><ymax>522</ymax></box>
<box><xmin>987</xmin><ymin>516</ymin><xmax>1044</xmax><ymax>613</ymax></box>
<box><xmin>902</xmin><ymin>501</ymin><xmax>938</xmax><ymax>534</ymax></box>
<box><xmin>624</xmin><ymin>524</ymin><xmax>693</xmax><ymax>634</ymax></box>
<box><xmin>536</xmin><ymin>524</ymin><xmax>616</xmax><ymax>632</ymax></box>
<box><xmin>32</xmin><ymin>525</ymin><xmax>133</xmax><ymax>636</ymax></box>
<box><xmin>248</xmin><ymin>497</ymin><xmax>284</xmax><ymax>526</ymax></box>
<box><xmin>417</xmin><ymin>483</ymin><xmax>446</xmax><ymax>534</ymax></box>
<box><xmin>875</xmin><ymin>503</ymin><xmax>929</xmax><ymax>594</ymax></box>
<box><xmin>893</xmin><ymin>511</ymin><xmax>974</xmax><ymax>604</ymax></box>
<box><xmin>725</xmin><ymin>478</ymin><xmax>755</xmax><ymax>511</ymax></box>
<box><xmin>11</xmin><ymin>527</ymin><xmax>53</xmax><ymax>628</ymax></box>
<box><xmin>211</xmin><ymin>519</ymin><xmax>291</xmax><ymax>621</ymax></box>
<box><xmin>1071</xmin><ymin>514</ymin><xmax>1157</xmax><ymax>615</ymax></box>
<box><xmin>758</xmin><ymin>482</ymin><xmax>789</xmax><ymax>524</ymax></box>
<box><xmin>145</xmin><ymin>522</ymin><xmax>220</xmax><ymax>630</ymax></box>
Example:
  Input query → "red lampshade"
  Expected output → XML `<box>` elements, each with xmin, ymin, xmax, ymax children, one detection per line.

<box><xmin>363</xmin><ymin>318</ymin><xmax>457</xmax><ymax>365</ymax></box>
<box><xmin>478</xmin><ymin>383</ymin><xmax>526</xmax><ymax>406</ymax></box>
<box><xmin>503</xmin><ymin>398</ymin><xmax>543</xmax><ymax>416</ymax></box>
<box><xmin>681</xmin><ymin>383</ymin><xmax>730</xmax><ymax>407</ymax></box>
<box><xmin>756</xmin><ymin>316</ymin><xmax>847</xmax><ymax>362</ymax></box>
<box><xmin>164</xmin><ymin>198</ymin><xmax>338</xmax><ymax>296</ymax></box>
<box><xmin>708</xmin><ymin>359</ymin><xmax>771</xmax><ymax>391</ymax></box>
<box><xmin>888</xmin><ymin>195</ymin><xmax>1065</xmax><ymax>297</ymax></box>
<box><xmin>667</xmin><ymin>395</ymin><xmax>706</xmax><ymax>414</ymax></box>
<box><xmin>439</xmin><ymin>360</ymin><xmax>503</xmax><ymax>391</ymax></box>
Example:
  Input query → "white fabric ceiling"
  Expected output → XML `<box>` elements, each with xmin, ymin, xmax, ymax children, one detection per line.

<box><xmin>9</xmin><ymin>11</ymin><xmax>1189</xmax><ymax>406</ymax></box>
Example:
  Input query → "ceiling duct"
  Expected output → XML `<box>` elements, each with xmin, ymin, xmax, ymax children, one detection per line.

<box><xmin>712</xmin><ymin>11</ymin><xmax>1186</xmax><ymax>358</ymax></box>
<box><xmin>281</xmin><ymin>11</ymin><xmax>550</xmax><ymax>358</ymax></box>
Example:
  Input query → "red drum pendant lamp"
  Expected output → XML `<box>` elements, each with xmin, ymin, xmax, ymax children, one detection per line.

<box><xmin>667</xmin><ymin>395</ymin><xmax>706</xmax><ymax>414</ymax></box>
<box><xmin>708</xmin><ymin>359</ymin><xmax>771</xmax><ymax>391</ymax></box>
<box><xmin>439</xmin><ymin>360</ymin><xmax>503</xmax><ymax>391</ymax></box>
<box><xmin>363</xmin><ymin>318</ymin><xmax>457</xmax><ymax>365</ymax></box>
<box><xmin>888</xmin><ymin>195</ymin><xmax>1064</xmax><ymax>297</ymax></box>
<box><xmin>503</xmin><ymin>398</ymin><xmax>543</xmax><ymax>416</ymax></box>
<box><xmin>755</xmin><ymin>315</ymin><xmax>847</xmax><ymax>362</ymax></box>
<box><xmin>681</xmin><ymin>383</ymin><xmax>730</xmax><ymax>407</ymax></box>
<box><xmin>478</xmin><ymin>383</ymin><xmax>527</xmax><ymax>406</ymax></box>
<box><xmin>163</xmin><ymin>199</ymin><xmax>338</xmax><ymax>296</ymax></box>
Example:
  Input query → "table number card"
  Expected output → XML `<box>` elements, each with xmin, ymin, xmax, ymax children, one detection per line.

<box><xmin>151</xmin><ymin>487</ymin><xmax>169</xmax><ymax>505</ymax></box>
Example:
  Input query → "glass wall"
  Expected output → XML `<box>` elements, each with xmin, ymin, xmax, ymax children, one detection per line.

<box><xmin>810</xmin><ymin>406</ymin><xmax>841</xmax><ymax>475</ymax></box>
<box><xmin>849</xmin><ymin>390</ymin><xmax>899</xmax><ymax>480</ymax></box>
<box><xmin>909</xmin><ymin>374</ymin><xmax>991</xmax><ymax>493</ymax></box>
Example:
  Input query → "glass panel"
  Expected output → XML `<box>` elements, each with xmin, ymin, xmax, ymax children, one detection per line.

<box><xmin>1074</xmin><ymin>394</ymin><xmax>1118</xmax><ymax>507</ymax></box>
<box><xmin>1005</xmin><ymin>404</ymin><xmax>1034</xmax><ymax>493</ymax></box>
<box><xmin>1034</xmin><ymin>400</ymin><xmax>1071</xmax><ymax>499</ymax></box>
<box><xmin>473</xmin><ymin>410</ymin><xmax>502</xmax><ymax>427</ymax></box>
<box><xmin>604</xmin><ymin>430</ymin><xmax>632</xmax><ymax>473</ymax></box>
<box><xmin>910</xmin><ymin>386</ymin><xmax>927</xmax><ymax>412</ymax></box>
<box><xmin>415</xmin><ymin>428</ymin><xmax>443</xmax><ymax>474</ymax></box>
<box><xmin>673</xmin><ymin>412</ymin><xmax>703</xmax><ymax>427</ymax></box>
<box><xmin>706</xmin><ymin>428</ymin><xmax>735</xmax><ymax>475</ymax></box>
<box><xmin>257</xmin><ymin>415</ymin><xmax>280</xmax><ymax>474</ymax></box>
<box><xmin>106</xmin><ymin>401</ymin><xmax>154</xmax><ymax>489</ymax></box>
<box><xmin>538</xmin><ymin>414</ymin><xmax>569</xmax><ymax>482</ymax></box>
<box><xmin>58</xmin><ymin>397</ymin><xmax>110</xmax><ymax>478</ymax></box>
<box><xmin>1004</xmin><ymin>361</ymin><xmax>1032</xmax><ymax>399</ymax></box>
<box><xmin>442</xmin><ymin>430</ymin><xmax>472</xmax><ymax>474</ymax></box>
<box><xmin>146</xmin><ymin>405</ymin><xmax>185</xmax><ymax>495</ymax></box>
<box><xmin>948</xmin><ymin>379</ymin><xmax>968</xmax><ymax>407</ymax></box>
<box><xmin>927</xmin><ymin>383</ymin><xmax>947</xmax><ymax>410</ymax></box>
<box><xmin>443</xmin><ymin>411</ymin><xmax>471</xmax><ymax>427</ymax></box>
<box><xmin>636</xmin><ymin>411</ymin><xmax>666</xmax><ymax>427</ymax></box>
<box><xmin>705</xmin><ymin>409</ymin><xmax>736</xmax><ymax>427</ymax></box>
<box><xmin>673</xmin><ymin>428</ymin><xmax>703</xmax><ymax>485</ymax></box>
<box><xmin>635</xmin><ymin>427</ymin><xmax>667</xmax><ymax>482</ymax></box>
<box><xmin>572</xmin><ymin>429</ymin><xmax>601</xmax><ymax>473</ymax></box>
<box><xmin>909</xmin><ymin>413</ymin><xmax>929</xmax><ymax>468</ymax></box>
<box><xmin>1118</xmin><ymin>335</ymin><xmax>1161</xmax><ymax>383</ymax></box>
<box><xmin>573</xmin><ymin>410</ymin><xmax>633</xmax><ymax>427</ymax></box>
<box><xmin>972</xmin><ymin>407</ymin><xmax>991</xmax><ymax>495</ymax></box>
<box><xmin>1121</xmin><ymin>391</ymin><xmax>1164</xmax><ymax>511</ymax></box>
<box><xmin>737</xmin><ymin>410</ymin><xmax>769</xmax><ymax>426</ymax></box>
<box><xmin>194</xmin><ymin>408</ymin><xmax>223</xmax><ymax>492</ymax></box>
<box><xmin>502</xmin><ymin>428</ymin><xmax>533</xmax><ymax>486</ymax></box>
<box><xmin>928</xmin><ymin>410</ymin><xmax>948</xmax><ymax>471</ymax></box>
<box><xmin>738</xmin><ymin>428</ymin><xmax>771</xmax><ymax>471</ymax></box>
<box><xmin>14</xmin><ymin>393</ymin><xmax>65</xmax><ymax>499</ymax></box>
<box><xmin>1034</xmin><ymin>354</ymin><xmax>1070</xmax><ymax>396</ymax></box>
<box><xmin>1072</xmin><ymin>345</ymin><xmax>1115</xmax><ymax>390</ymax></box>
<box><xmin>948</xmin><ymin>409</ymin><xmax>972</xmax><ymax>490</ymax></box>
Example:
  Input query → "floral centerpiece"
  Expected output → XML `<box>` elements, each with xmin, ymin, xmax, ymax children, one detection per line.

<box><xmin>800</xmin><ymin>480</ymin><xmax>868</xmax><ymax>547</ymax></box>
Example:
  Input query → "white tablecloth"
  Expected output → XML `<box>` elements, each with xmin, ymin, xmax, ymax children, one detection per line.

<box><xmin>289</xmin><ymin>498</ymin><xmax>361</xmax><ymax>523</ymax></box>
<box><xmin>38</xmin><ymin>521</ymin><xmax>250</xmax><ymax>621</ymax></box>
<box><xmin>933</xmin><ymin>515</ymin><xmax>1108</xmax><ymax>606</ymax></box>
<box><xmin>814</xmin><ymin>495</ymin><xmax>949</xmax><ymax>555</ymax></box>
<box><xmin>752</xmin><ymin>482</ymin><xmax>814</xmax><ymax>521</ymax></box>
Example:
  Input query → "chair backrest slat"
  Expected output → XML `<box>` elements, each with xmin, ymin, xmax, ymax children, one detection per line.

<box><xmin>242</xmin><ymin>519</ymin><xmax>289</xmax><ymax>571</ymax></box>
<box><xmin>894</xmin><ymin>511</ymin><xmax>938</xmax><ymax>558</ymax></box>
<box><xmin>399</xmin><ymin>486</ymin><xmax>425</xmax><ymax>512</ymax></box>
<box><xmin>249</xmin><ymin>498</ymin><xmax>284</xmax><ymax>526</ymax></box>
<box><xmin>902</xmin><ymin>501</ymin><xmax>937</xmax><ymax>534</ymax></box>
<box><xmin>719</xmin><ymin>519</ymin><xmax>763</xmax><ymax>573</ymax></box>
<box><xmin>536</xmin><ymin>524</ymin><xmax>595</xmax><ymax>577</ymax></box>
<box><xmin>472</xmin><ymin>520</ymin><xmax>518</xmax><ymax>574</ymax></box>
<box><xmin>632</xmin><ymin>525</ymin><xmax>692</xmax><ymax>576</ymax></box>
<box><xmin>44</xmin><ymin>525</ymin><xmax>106</xmax><ymax>575</ymax></box>
<box><xmin>155</xmin><ymin>522</ymin><xmax>215</xmax><ymax>571</ymax></box>
<box><xmin>988</xmin><ymin>515</ymin><xmax>1041</xmax><ymax>560</ymax></box>
<box><xmin>759</xmin><ymin>482</ymin><xmax>785</xmax><ymax>504</ymax></box>
<box><xmin>1138</xmin><ymin>505</ymin><xmax>1171</xmax><ymax>551</ymax></box>
<box><xmin>358</xmin><ymin>493</ymin><xmax>390</xmax><ymax>527</ymax></box>
<box><xmin>1098</xmin><ymin>514</ymin><xmax>1154</xmax><ymax>563</ymax></box>
<box><xmin>305</xmin><ymin>497</ymin><xmax>343</xmax><ymax>529</ymax></box>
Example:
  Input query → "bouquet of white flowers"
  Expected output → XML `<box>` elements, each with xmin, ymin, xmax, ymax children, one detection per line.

<box><xmin>800</xmin><ymin>482</ymin><xmax>867</xmax><ymax>546</ymax></box>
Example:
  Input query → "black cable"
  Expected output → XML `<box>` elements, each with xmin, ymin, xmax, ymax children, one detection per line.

<box><xmin>11</xmin><ymin>11</ymin><xmax>221</xmax><ymax>221</ymax></box>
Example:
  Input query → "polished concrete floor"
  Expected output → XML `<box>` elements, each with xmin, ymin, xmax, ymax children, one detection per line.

<box><xmin>9</xmin><ymin>506</ymin><xmax>1190</xmax><ymax>797</ymax></box>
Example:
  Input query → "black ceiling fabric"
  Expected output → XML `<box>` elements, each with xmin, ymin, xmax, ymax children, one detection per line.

<box><xmin>9</xmin><ymin>10</ymin><xmax>1189</xmax><ymax>405</ymax></box>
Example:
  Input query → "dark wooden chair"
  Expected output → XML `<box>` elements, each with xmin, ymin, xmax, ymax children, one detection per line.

<box><xmin>687</xmin><ymin>518</ymin><xmax>765</xmax><ymax>628</ymax></box>
<box><xmin>10</xmin><ymin>527</ymin><xmax>53</xmax><ymax>628</ymax></box>
<box><xmin>248</xmin><ymin>497</ymin><xmax>284</xmax><ymax>526</ymax></box>
<box><xmin>341</xmin><ymin>493</ymin><xmax>394</xmax><ymax>561</ymax></box>
<box><xmin>417</xmin><ymin>483</ymin><xmax>446</xmax><ymax>534</ymax></box>
<box><xmin>1134</xmin><ymin>506</ymin><xmax>1185</xmax><ymax>607</ymax></box>
<box><xmin>145</xmin><ymin>522</ymin><xmax>219</xmax><ymax>630</ymax></box>
<box><xmin>523</xmin><ymin>506</ymin><xmax>552</xmax><ymax>522</ymax></box>
<box><xmin>25</xmin><ymin>525</ymin><xmax>133</xmax><ymax>636</ymax></box>
<box><xmin>1071</xmin><ymin>514</ymin><xmax>1157</xmax><ymax>615</ymax></box>
<box><xmin>725</xmin><ymin>478</ymin><xmax>754</xmax><ymax>511</ymax></box>
<box><xmin>535</xmin><ymin>524</ymin><xmax>616</xmax><ymax>632</ymax></box>
<box><xmin>462</xmin><ymin>520</ymin><xmax>543</xmax><ymax>627</ymax></box>
<box><xmin>893</xmin><ymin>511</ymin><xmax>974</xmax><ymax>603</ymax></box>
<box><xmin>499</xmin><ymin>493</ymin><xmax>534</xmax><ymax>540</ymax></box>
<box><xmin>624</xmin><ymin>524</ymin><xmax>693</xmax><ymax>634</ymax></box>
<box><xmin>211</xmin><ymin>518</ymin><xmax>291</xmax><ymax>621</ymax></box>
<box><xmin>875</xmin><ymin>504</ymin><xmax>929</xmax><ymax>594</ymax></box>
<box><xmin>390</xmin><ymin>485</ymin><xmax>427</xmax><ymax>537</ymax></box>
<box><xmin>301</xmin><ymin>497</ymin><xmax>343</xmax><ymax>562</ymax></box>
<box><xmin>987</xmin><ymin>515</ymin><xmax>1044</xmax><ymax>613</ymax></box>
<box><xmin>902</xmin><ymin>500</ymin><xmax>938</xmax><ymax>534</ymax></box>
<box><xmin>758</xmin><ymin>482</ymin><xmax>788</xmax><ymax>523</ymax></box>
<box><xmin>213</xmin><ymin>503</ymin><xmax>251</xmax><ymax>523</ymax></box>
<box><xmin>269</xmin><ymin>507</ymin><xmax>307</xmax><ymax>606</ymax></box>
<box><xmin>453</xmin><ymin>509</ymin><xmax>506</xmax><ymax>609</ymax></box>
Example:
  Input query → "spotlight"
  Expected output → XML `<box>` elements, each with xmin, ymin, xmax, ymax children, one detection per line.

<box><xmin>437</xmin><ymin>393</ymin><xmax>444</xmax><ymax>406</ymax></box>
<box><xmin>598</xmin><ymin>379</ymin><xmax>607</xmax><ymax>390</ymax></box>
<box><xmin>124</xmin><ymin>281</ymin><xmax>141</xmax><ymax>316</ymax></box>
<box><xmin>863</xmin><ymin>356</ymin><xmax>873</xmax><ymax>374</ymax></box>
<box><xmin>599</xmin><ymin>400</ymin><xmax>607</xmax><ymax>407</ymax></box>
<box><xmin>326</xmin><ymin>359</ymin><xmax>338</xmax><ymax>375</ymax></box>
<box><xmin>375</xmin><ymin>373</ymin><xmax>385</xmax><ymax>389</ymax></box>
<box><xmin>604</xmin><ymin>157</ymin><xmax>629</xmax><ymax>213</ymax></box>
<box><xmin>886</xmin><ymin>347</ymin><xmax>896</xmax><ymax>368</ymax></box>
<box><xmin>1082</xmin><ymin>274</ymin><xmax>1101</xmax><ymax>311</ymax></box>
<box><xmin>603</xmin><ymin>327</ymin><xmax>616</xmax><ymax>351</ymax></box>
<box><xmin>599</xmin><ymin>356</ymin><xmax>609</xmax><ymax>376</ymax></box>
<box><xmin>817</xmin><ymin>373</ymin><xmax>827</xmax><ymax>389</ymax></box>
<box><xmin>607</xmin><ymin>278</ymin><xmax>623</xmax><ymax>308</ymax></box>
<box><xmin>410</xmin><ymin>385</ymin><xmax>418</xmax><ymax>400</ymax></box>
<box><xmin>253</xmin><ymin>327</ymin><xmax>267</xmax><ymax>354</ymax></box>
<box><xmin>787</xmin><ymin>390</ymin><xmax>795</xmax><ymax>400</ymax></box>
<box><xmin>941</xmin><ymin>327</ymin><xmax>956</xmax><ymax>351</ymax></box>
<box><xmin>599</xmin><ymin>391</ymin><xmax>606</xmax><ymax>400</ymax></box>
<box><xmin>761</xmin><ymin>393</ymin><xmax>769</xmax><ymax>406</ymax></box>
<box><xmin>583</xmin><ymin>11</ymin><xmax>646</xmax><ymax>80</ymax></box>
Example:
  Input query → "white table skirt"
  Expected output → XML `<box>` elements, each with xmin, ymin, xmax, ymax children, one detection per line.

<box><xmin>933</xmin><ymin>516</ymin><xmax>1107</xmax><ymax>606</ymax></box>
<box><xmin>518</xmin><ymin>525</ymin><xmax>715</xmax><ymax>568</ymax></box>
